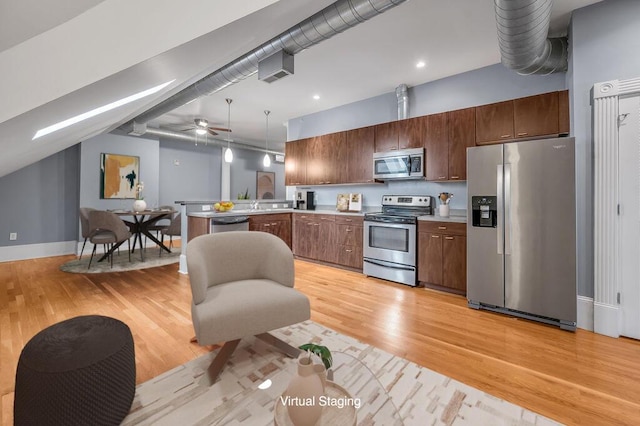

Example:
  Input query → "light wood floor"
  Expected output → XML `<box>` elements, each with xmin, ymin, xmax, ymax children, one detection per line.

<box><xmin>2</xmin><ymin>255</ymin><xmax>640</xmax><ymax>425</ymax></box>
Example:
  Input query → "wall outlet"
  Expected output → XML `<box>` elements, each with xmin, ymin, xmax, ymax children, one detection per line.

<box><xmin>272</xmin><ymin>204</ymin><xmax>278</xmax><ymax>208</ymax></box>
<box><xmin>202</xmin><ymin>205</ymin><xmax>211</xmax><ymax>211</ymax></box>
<box><xmin>9</xmin><ymin>232</ymin><xmax>17</xmax><ymax>241</ymax></box>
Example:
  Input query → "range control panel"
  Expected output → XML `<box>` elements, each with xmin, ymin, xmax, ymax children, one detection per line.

<box><xmin>381</xmin><ymin>195</ymin><xmax>433</xmax><ymax>207</ymax></box>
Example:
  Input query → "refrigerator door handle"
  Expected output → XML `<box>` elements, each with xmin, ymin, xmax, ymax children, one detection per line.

<box><xmin>497</xmin><ymin>165</ymin><xmax>504</xmax><ymax>255</ymax></box>
<box><xmin>504</xmin><ymin>163</ymin><xmax>512</xmax><ymax>255</ymax></box>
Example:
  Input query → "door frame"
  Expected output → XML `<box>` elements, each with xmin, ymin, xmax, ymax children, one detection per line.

<box><xmin>592</xmin><ymin>77</ymin><xmax>640</xmax><ymax>337</ymax></box>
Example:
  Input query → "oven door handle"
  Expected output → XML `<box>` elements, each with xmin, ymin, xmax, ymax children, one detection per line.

<box><xmin>363</xmin><ymin>259</ymin><xmax>415</xmax><ymax>271</ymax></box>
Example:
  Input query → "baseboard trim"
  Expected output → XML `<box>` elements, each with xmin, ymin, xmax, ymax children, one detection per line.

<box><xmin>577</xmin><ymin>296</ymin><xmax>594</xmax><ymax>331</ymax></box>
<box><xmin>0</xmin><ymin>241</ymin><xmax>77</xmax><ymax>262</ymax></box>
<box><xmin>594</xmin><ymin>302</ymin><xmax>619</xmax><ymax>337</ymax></box>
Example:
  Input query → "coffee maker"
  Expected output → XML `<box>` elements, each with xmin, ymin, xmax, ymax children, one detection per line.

<box><xmin>295</xmin><ymin>190</ymin><xmax>316</xmax><ymax>210</ymax></box>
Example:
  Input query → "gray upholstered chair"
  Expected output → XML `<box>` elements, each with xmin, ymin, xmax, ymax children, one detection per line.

<box><xmin>146</xmin><ymin>206</ymin><xmax>174</xmax><ymax>248</ymax></box>
<box><xmin>160</xmin><ymin>213</ymin><xmax>181</xmax><ymax>253</ymax></box>
<box><xmin>87</xmin><ymin>210</ymin><xmax>132</xmax><ymax>269</ymax></box>
<box><xmin>187</xmin><ymin>231</ymin><xmax>310</xmax><ymax>385</ymax></box>
<box><xmin>78</xmin><ymin>207</ymin><xmax>96</xmax><ymax>259</ymax></box>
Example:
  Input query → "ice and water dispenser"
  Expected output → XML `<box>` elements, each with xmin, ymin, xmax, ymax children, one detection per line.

<box><xmin>471</xmin><ymin>196</ymin><xmax>497</xmax><ymax>228</ymax></box>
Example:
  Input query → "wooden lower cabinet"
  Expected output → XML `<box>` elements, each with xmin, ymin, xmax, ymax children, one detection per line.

<box><xmin>293</xmin><ymin>213</ymin><xmax>363</xmax><ymax>270</ymax></box>
<box><xmin>249</xmin><ymin>213</ymin><xmax>291</xmax><ymax>248</ymax></box>
<box><xmin>418</xmin><ymin>221</ymin><xmax>466</xmax><ymax>294</ymax></box>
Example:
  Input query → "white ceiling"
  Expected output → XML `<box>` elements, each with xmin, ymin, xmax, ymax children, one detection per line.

<box><xmin>0</xmin><ymin>0</ymin><xmax>601</xmax><ymax>178</ymax></box>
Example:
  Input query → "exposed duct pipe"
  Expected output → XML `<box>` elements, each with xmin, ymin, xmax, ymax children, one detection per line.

<box><xmin>128</xmin><ymin>0</ymin><xmax>406</xmax><ymax>128</ymax></box>
<box><xmin>494</xmin><ymin>0</ymin><xmax>567</xmax><ymax>75</ymax></box>
<box><xmin>144</xmin><ymin>126</ymin><xmax>284</xmax><ymax>155</ymax></box>
<box><xmin>395</xmin><ymin>84</ymin><xmax>408</xmax><ymax>120</ymax></box>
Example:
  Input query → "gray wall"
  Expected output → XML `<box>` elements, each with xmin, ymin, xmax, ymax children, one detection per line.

<box><xmin>80</xmin><ymin>133</ymin><xmax>160</xmax><ymax>211</ymax></box>
<box><xmin>288</xmin><ymin>63</ymin><xmax>566</xmax><ymax>140</ymax></box>
<box><xmin>230</xmin><ymin>149</ymin><xmax>286</xmax><ymax>200</ymax></box>
<box><xmin>158</xmin><ymin>138</ymin><xmax>222</xmax><ymax>205</ymax></box>
<box><xmin>0</xmin><ymin>145</ymin><xmax>80</xmax><ymax>246</ymax></box>
<box><xmin>569</xmin><ymin>0</ymin><xmax>640</xmax><ymax>298</ymax></box>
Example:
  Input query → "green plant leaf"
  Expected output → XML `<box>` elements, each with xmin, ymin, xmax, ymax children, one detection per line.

<box><xmin>298</xmin><ymin>343</ymin><xmax>332</xmax><ymax>369</ymax></box>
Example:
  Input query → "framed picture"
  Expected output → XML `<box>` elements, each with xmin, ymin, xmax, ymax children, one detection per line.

<box><xmin>256</xmin><ymin>171</ymin><xmax>275</xmax><ymax>200</ymax></box>
<box><xmin>100</xmin><ymin>153</ymin><xmax>140</xmax><ymax>199</ymax></box>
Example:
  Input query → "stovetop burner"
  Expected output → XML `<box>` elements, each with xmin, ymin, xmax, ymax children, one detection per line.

<box><xmin>364</xmin><ymin>195</ymin><xmax>434</xmax><ymax>224</ymax></box>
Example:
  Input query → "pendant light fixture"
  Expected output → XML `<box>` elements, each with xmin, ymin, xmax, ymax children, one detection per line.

<box><xmin>224</xmin><ymin>98</ymin><xmax>233</xmax><ymax>163</ymax></box>
<box><xmin>263</xmin><ymin>110</ymin><xmax>271</xmax><ymax>168</ymax></box>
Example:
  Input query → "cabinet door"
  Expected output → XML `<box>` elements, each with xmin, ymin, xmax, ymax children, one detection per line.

<box><xmin>399</xmin><ymin>116</ymin><xmax>425</xmax><ymax>150</ymax></box>
<box><xmin>374</xmin><ymin>122</ymin><xmax>399</xmax><ymax>152</ymax></box>
<box><xmin>442</xmin><ymin>235</ymin><xmax>466</xmax><ymax>292</ymax></box>
<box><xmin>476</xmin><ymin>100</ymin><xmax>514</xmax><ymax>145</ymax></box>
<box><xmin>514</xmin><ymin>92</ymin><xmax>559</xmax><ymax>138</ymax></box>
<box><xmin>293</xmin><ymin>215</ymin><xmax>315</xmax><ymax>258</ymax></box>
<box><xmin>285</xmin><ymin>139</ymin><xmax>308</xmax><ymax>185</ymax></box>
<box><xmin>346</xmin><ymin>126</ymin><xmax>375</xmax><ymax>184</ymax></box>
<box><xmin>448</xmin><ymin>108</ymin><xmax>475</xmax><ymax>181</ymax></box>
<box><xmin>305</xmin><ymin>136</ymin><xmax>324</xmax><ymax>185</ymax></box>
<box><xmin>278</xmin><ymin>217</ymin><xmax>292</xmax><ymax>249</ymax></box>
<box><xmin>418</xmin><ymin>232</ymin><xmax>443</xmax><ymax>285</ymax></box>
<box><xmin>425</xmin><ymin>113</ymin><xmax>449</xmax><ymax>181</ymax></box>
<box><xmin>558</xmin><ymin>90</ymin><xmax>570</xmax><ymax>135</ymax></box>
<box><xmin>317</xmin><ymin>216</ymin><xmax>336</xmax><ymax>263</ymax></box>
<box><xmin>324</xmin><ymin>132</ymin><xmax>348</xmax><ymax>184</ymax></box>
<box><xmin>336</xmin><ymin>245</ymin><xmax>363</xmax><ymax>269</ymax></box>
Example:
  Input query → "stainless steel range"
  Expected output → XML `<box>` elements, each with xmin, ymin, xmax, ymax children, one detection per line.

<box><xmin>363</xmin><ymin>195</ymin><xmax>434</xmax><ymax>287</ymax></box>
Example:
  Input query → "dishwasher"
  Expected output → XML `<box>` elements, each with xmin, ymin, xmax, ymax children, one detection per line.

<box><xmin>210</xmin><ymin>215</ymin><xmax>249</xmax><ymax>233</ymax></box>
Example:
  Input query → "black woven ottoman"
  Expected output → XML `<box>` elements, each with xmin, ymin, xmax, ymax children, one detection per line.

<box><xmin>14</xmin><ymin>315</ymin><xmax>136</xmax><ymax>426</ymax></box>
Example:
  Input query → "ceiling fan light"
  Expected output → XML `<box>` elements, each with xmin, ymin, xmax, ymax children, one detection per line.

<box><xmin>263</xmin><ymin>153</ymin><xmax>271</xmax><ymax>167</ymax></box>
<box><xmin>195</xmin><ymin>128</ymin><xmax>207</xmax><ymax>135</ymax></box>
<box><xmin>196</xmin><ymin>118</ymin><xmax>208</xmax><ymax>127</ymax></box>
<box><xmin>224</xmin><ymin>147</ymin><xmax>233</xmax><ymax>163</ymax></box>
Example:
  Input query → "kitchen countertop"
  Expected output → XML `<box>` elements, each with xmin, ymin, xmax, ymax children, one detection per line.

<box><xmin>418</xmin><ymin>209</ymin><xmax>467</xmax><ymax>223</ymax></box>
<box><xmin>188</xmin><ymin>207</ymin><xmax>370</xmax><ymax>218</ymax></box>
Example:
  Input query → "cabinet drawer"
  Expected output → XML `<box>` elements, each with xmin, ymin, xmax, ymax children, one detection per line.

<box><xmin>335</xmin><ymin>245</ymin><xmax>362</xmax><ymax>269</ymax></box>
<box><xmin>336</xmin><ymin>224</ymin><xmax>362</xmax><ymax>246</ymax></box>
<box><xmin>314</xmin><ymin>214</ymin><xmax>336</xmax><ymax>222</ymax></box>
<box><xmin>334</xmin><ymin>215</ymin><xmax>364</xmax><ymax>225</ymax></box>
<box><xmin>251</xmin><ymin>213</ymin><xmax>290</xmax><ymax>222</ymax></box>
<box><xmin>418</xmin><ymin>221</ymin><xmax>466</xmax><ymax>236</ymax></box>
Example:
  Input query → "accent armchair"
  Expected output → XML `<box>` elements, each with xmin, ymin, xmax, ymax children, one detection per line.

<box><xmin>186</xmin><ymin>231</ymin><xmax>310</xmax><ymax>385</ymax></box>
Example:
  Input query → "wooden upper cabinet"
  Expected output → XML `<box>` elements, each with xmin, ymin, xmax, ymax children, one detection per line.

<box><xmin>346</xmin><ymin>126</ymin><xmax>375</xmax><ymax>184</ymax></box>
<box><xmin>284</xmin><ymin>138</ymin><xmax>308</xmax><ymax>186</ymax></box>
<box><xmin>514</xmin><ymin>92</ymin><xmax>559</xmax><ymax>138</ymax></box>
<box><xmin>398</xmin><ymin>117</ymin><xmax>425</xmax><ymax>150</ymax></box>
<box><xmin>558</xmin><ymin>90</ymin><xmax>570</xmax><ymax>135</ymax></box>
<box><xmin>448</xmin><ymin>108</ymin><xmax>476</xmax><ymax>181</ymax></box>
<box><xmin>425</xmin><ymin>113</ymin><xmax>449</xmax><ymax>181</ymax></box>
<box><xmin>374</xmin><ymin>121</ymin><xmax>399</xmax><ymax>152</ymax></box>
<box><xmin>475</xmin><ymin>100</ymin><xmax>514</xmax><ymax>145</ymax></box>
<box><xmin>306</xmin><ymin>132</ymin><xmax>347</xmax><ymax>185</ymax></box>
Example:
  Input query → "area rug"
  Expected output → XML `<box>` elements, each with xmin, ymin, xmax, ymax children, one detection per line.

<box><xmin>59</xmin><ymin>246</ymin><xmax>179</xmax><ymax>273</ymax></box>
<box><xmin>122</xmin><ymin>321</ymin><xmax>560</xmax><ymax>426</ymax></box>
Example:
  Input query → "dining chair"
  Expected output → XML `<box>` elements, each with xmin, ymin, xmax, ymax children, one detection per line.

<box><xmin>87</xmin><ymin>211</ymin><xmax>132</xmax><ymax>269</ymax></box>
<box><xmin>145</xmin><ymin>206</ymin><xmax>174</xmax><ymax>249</ymax></box>
<box><xmin>78</xmin><ymin>207</ymin><xmax>96</xmax><ymax>260</ymax></box>
<box><xmin>159</xmin><ymin>214</ymin><xmax>181</xmax><ymax>255</ymax></box>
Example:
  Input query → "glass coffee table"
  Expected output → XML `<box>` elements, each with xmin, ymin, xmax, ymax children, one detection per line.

<box><xmin>214</xmin><ymin>351</ymin><xmax>403</xmax><ymax>425</ymax></box>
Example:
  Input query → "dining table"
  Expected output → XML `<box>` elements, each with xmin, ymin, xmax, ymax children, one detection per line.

<box><xmin>98</xmin><ymin>209</ymin><xmax>176</xmax><ymax>262</ymax></box>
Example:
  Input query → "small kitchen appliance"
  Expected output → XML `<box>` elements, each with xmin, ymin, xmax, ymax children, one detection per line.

<box><xmin>372</xmin><ymin>148</ymin><xmax>424</xmax><ymax>180</ymax></box>
<box><xmin>363</xmin><ymin>195</ymin><xmax>433</xmax><ymax>286</ymax></box>
<box><xmin>295</xmin><ymin>190</ymin><xmax>316</xmax><ymax>210</ymax></box>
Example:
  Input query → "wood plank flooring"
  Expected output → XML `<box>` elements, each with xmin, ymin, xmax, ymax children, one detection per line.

<box><xmin>1</xmin><ymin>255</ymin><xmax>640</xmax><ymax>425</ymax></box>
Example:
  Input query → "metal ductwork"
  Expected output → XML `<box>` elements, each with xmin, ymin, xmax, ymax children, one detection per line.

<box><xmin>395</xmin><ymin>84</ymin><xmax>408</xmax><ymax>120</ymax></box>
<box><xmin>494</xmin><ymin>0</ymin><xmax>567</xmax><ymax>75</ymax></box>
<box><xmin>129</xmin><ymin>0</ymin><xmax>406</xmax><ymax>128</ymax></box>
<box><xmin>144</xmin><ymin>126</ymin><xmax>284</xmax><ymax>155</ymax></box>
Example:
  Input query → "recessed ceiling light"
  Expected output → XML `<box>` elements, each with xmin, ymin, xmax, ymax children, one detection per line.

<box><xmin>32</xmin><ymin>79</ymin><xmax>175</xmax><ymax>140</ymax></box>
<box><xmin>416</xmin><ymin>61</ymin><xmax>426</xmax><ymax>69</ymax></box>
<box><xmin>313</xmin><ymin>94</ymin><xmax>320</xmax><ymax>100</ymax></box>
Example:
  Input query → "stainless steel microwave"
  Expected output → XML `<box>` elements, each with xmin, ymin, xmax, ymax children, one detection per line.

<box><xmin>372</xmin><ymin>147</ymin><xmax>424</xmax><ymax>180</ymax></box>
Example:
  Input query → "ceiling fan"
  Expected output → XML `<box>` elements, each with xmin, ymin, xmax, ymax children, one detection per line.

<box><xmin>168</xmin><ymin>118</ymin><xmax>231</xmax><ymax>137</ymax></box>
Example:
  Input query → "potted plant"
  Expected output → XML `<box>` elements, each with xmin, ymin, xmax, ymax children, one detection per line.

<box><xmin>299</xmin><ymin>343</ymin><xmax>333</xmax><ymax>380</ymax></box>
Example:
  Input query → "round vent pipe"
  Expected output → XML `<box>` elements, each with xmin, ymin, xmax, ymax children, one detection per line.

<box><xmin>494</xmin><ymin>0</ymin><xmax>567</xmax><ymax>75</ymax></box>
<box><xmin>396</xmin><ymin>84</ymin><xmax>409</xmax><ymax>120</ymax></box>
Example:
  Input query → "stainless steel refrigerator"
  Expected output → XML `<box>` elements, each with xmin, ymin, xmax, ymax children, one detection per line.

<box><xmin>466</xmin><ymin>137</ymin><xmax>576</xmax><ymax>330</ymax></box>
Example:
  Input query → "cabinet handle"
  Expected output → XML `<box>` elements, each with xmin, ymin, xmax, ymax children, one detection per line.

<box><xmin>366</xmin><ymin>179</ymin><xmax>374</xmax><ymax>182</ymax></box>
<box><xmin>517</xmin><ymin>132</ymin><xmax>528</xmax><ymax>136</ymax></box>
<box><xmin>314</xmin><ymin>223</ymin><xmax>320</xmax><ymax>226</ymax></box>
<box><xmin>264</xmin><ymin>223</ymin><xmax>271</xmax><ymax>227</ymax></box>
<box><xmin>325</xmin><ymin>181</ymin><xmax>331</xmax><ymax>184</ymax></box>
<box><xmin>450</xmin><ymin>175</ymin><xmax>460</xmax><ymax>179</ymax></box>
<box><xmin>389</xmin><ymin>147</ymin><xmax>398</xmax><ymax>150</ymax></box>
<box><xmin>500</xmin><ymin>134</ymin><xmax>511</xmax><ymax>138</ymax></box>
<box><xmin>431</xmin><ymin>235</ymin><xmax>440</xmax><ymax>238</ymax></box>
<box><xmin>438</xmin><ymin>176</ymin><xmax>446</xmax><ymax>179</ymax></box>
<box><xmin>346</xmin><ymin>228</ymin><xmax>352</xmax><ymax>232</ymax></box>
<box><xmin>445</xmin><ymin>236</ymin><xmax>454</xmax><ymax>240</ymax></box>
<box><xmin>438</xmin><ymin>226</ymin><xmax>447</xmax><ymax>230</ymax></box>
<box><xmin>345</xmin><ymin>249</ymin><xmax>353</xmax><ymax>253</ymax></box>
<box><xmin>345</xmin><ymin>219</ymin><xmax>353</xmax><ymax>222</ymax></box>
<box><xmin>271</xmin><ymin>223</ymin><xmax>278</xmax><ymax>226</ymax></box>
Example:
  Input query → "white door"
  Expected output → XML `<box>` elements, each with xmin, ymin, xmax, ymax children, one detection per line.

<box><xmin>619</xmin><ymin>94</ymin><xmax>640</xmax><ymax>339</ymax></box>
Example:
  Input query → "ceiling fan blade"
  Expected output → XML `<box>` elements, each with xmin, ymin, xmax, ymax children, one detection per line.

<box><xmin>209</xmin><ymin>126</ymin><xmax>231</xmax><ymax>132</ymax></box>
<box><xmin>207</xmin><ymin>128</ymin><xmax>219</xmax><ymax>136</ymax></box>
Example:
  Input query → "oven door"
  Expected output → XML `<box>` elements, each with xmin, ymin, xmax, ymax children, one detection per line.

<box><xmin>363</xmin><ymin>221</ymin><xmax>416</xmax><ymax>266</ymax></box>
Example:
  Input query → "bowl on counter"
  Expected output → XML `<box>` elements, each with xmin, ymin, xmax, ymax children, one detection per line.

<box><xmin>213</xmin><ymin>201</ymin><xmax>235</xmax><ymax>212</ymax></box>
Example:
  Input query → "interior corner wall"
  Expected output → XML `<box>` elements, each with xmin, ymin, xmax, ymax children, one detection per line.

<box><xmin>230</xmin><ymin>148</ymin><xmax>286</xmax><ymax>200</ymax></box>
<box><xmin>0</xmin><ymin>145</ymin><xmax>80</xmax><ymax>248</ymax></box>
<box><xmin>569</xmin><ymin>0</ymin><xmax>640</xmax><ymax>299</ymax></box>
<box><xmin>158</xmin><ymin>138</ymin><xmax>223</xmax><ymax>205</ymax></box>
